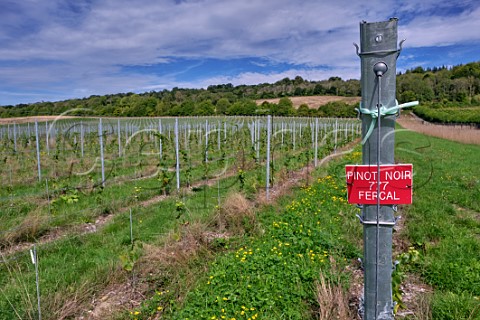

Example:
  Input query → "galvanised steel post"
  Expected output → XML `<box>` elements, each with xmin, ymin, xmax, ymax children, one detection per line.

<box><xmin>357</xmin><ymin>18</ymin><xmax>400</xmax><ymax>319</ymax></box>
<box><xmin>266</xmin><ymin>115</ymin><xmax>271</xmax><ymax>200</ymax></box>
<box><xmin>35</xmin><ymin>121</ymin><xmax>42</xmax><ymax>181</ymax></box>
<box><xmin>98</xmin><ymin>118</ymin><xmax>105</xmax><ymax>188</ymax></box>
<box><xmin>175</xmin><ymin>118</ymin><xmax>180</xmax><ymax>191</ymax></box>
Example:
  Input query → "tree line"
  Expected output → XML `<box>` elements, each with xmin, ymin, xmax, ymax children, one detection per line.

<box><xmin>1</xmin><ymin>61</ymin><xmax>479</xmax><ymax>121</ymax></box>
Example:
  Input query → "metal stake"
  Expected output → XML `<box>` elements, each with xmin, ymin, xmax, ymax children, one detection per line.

<box><xmin>45</xmin><ymin>179</ymin><xmax>51</xmax><ymax>215</ymax></box>
<box><xmin>45</xmin><ymin>122</ymin><xmax>50</xmax><ymax>155</ymax></box>
<box><xmin>357</xmin><ymin>18</ymin><xmax>400</xmax><ymax>320</ymax></box>
<box><xmin>117</xmin><ymin>119</ymin><xmax>122</xmax><ymax>157</ymax></box>
<box><xmin>266</xmin><ymin>115</ymin><xmax>271</xmax><ymax>200</ymax></box>
<box><xmin>98</xmin><ymin>119</ymin><xmax>105</xmax><ymax>187</ymax></box>
<box><xmin>314</xmin><ymin>118</ymin><xmax>319</xmax><ymax>167</ymax></box>
<box><xmin>374</xmin><ymin>61</ymin><xmax>386</xmax><ymax>318</ymax></box>
<box><xmin>35</xmin><ymin>121</ymin><xmax>42</xmax><ymax>181</ymax></box>
<box><xmin>130</xmin><ymin>208</ymin><xmax>133</xmax><ymax>246</ymax></box>
<box><xmin>159</xmin><ymin>119</ymin><xmax>163</xmax><ymax>160</ymax></box>
<box><xmin>13</xmin><ymin>122</ymin><xmax>17</xmax><ymax>153</ymax></box>
<box><xmin>175</xmin><ymin>118</ymin><xmax>180</xmax><ymax>191</ymax></box>
<box><xmin>205</xmin><ymin>119</ymin><xmax>209</xmax><ymax>163</ymax></box>
<box><xmin>80</xmin><ymin>121</ymin><xmax>84</xmax><ymax>158</ymax></box>
<box><xmin>31</xmin><ymin>245</ymin><xmax>41</xmax><ymax>320</ymax></box>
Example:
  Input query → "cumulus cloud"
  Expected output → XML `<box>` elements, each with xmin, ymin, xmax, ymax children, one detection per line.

<box><xmin>400</xmin><ymin>6</ymin><xmax>480</xmax><ymax>47</ymax></box>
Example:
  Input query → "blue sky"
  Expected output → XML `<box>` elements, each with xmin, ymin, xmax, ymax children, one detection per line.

<box><xmin>1</xmin><ymin>0</ymin><xmax>479</xmax><ymax>106</ymax></box>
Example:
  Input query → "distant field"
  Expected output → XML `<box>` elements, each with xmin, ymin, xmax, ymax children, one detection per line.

<box><xmin>0</xmin><ymin>115</ymin><xmax>76</xmax><ymax>124</ymax></box>
<box><xmin>256</xmin><ymin>95</ymin><xmax>361</xmax><ymax>109</ymax></box>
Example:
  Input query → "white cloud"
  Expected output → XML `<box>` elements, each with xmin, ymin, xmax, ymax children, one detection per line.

<box><xmin>400</xmin><ymin>5</ymin><xmax>480</xmax><ymax>47</ymax></box>
<box><xmin>164</xmin><ymin>66</ymin><xmax>361</xmax><ymax>92</ymax></box>
<box><xmin>0</xmin><ymin>0</ymin><xmax>397</xmax><ymax>64</ymax></box>
<box><xmin>1</xmin><ymin>0</ymin><xmax>479</xmax><ymax>105</ymax></box>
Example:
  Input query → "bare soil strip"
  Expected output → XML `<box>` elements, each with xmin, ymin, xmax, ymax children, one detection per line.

<box><xmin>397</xmin><ymin>113</ymin><xmax>480</xmax><ymax>145</ymax></box>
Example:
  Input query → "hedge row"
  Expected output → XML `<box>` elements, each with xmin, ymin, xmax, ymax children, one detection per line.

<box><xmin>413</xmin><ymin>106</ymin><xmax>480</xmax><ymax>125</ymax></box>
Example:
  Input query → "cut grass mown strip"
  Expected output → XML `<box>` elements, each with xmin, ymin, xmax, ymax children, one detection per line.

<box><xmin>395</xmin><ymin>127</ymin><xmax>480</xmax><ymax>319</ymax></box>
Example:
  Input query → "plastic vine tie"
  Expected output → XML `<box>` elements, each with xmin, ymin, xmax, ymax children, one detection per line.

<box><xmin>356</xmin><ymin>100</ymin><xmax>419</xmax><ymax>144</ymax></box>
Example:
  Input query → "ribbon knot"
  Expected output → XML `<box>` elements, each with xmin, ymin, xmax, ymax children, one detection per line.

<box><xmin>356</xmin><ymin>100</ymin><xmax>419</xmax><ymax>144</ymax></box>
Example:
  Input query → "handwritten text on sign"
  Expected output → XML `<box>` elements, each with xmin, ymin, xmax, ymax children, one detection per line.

<box><xmin>345</xmin><ymin>164</ymin><xmax>413</xmax><ymax>205</ymax></box>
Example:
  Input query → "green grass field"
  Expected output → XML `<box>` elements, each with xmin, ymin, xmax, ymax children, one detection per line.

<box><xmin>395</xmin><ymin>127</ymin><xmax>480</xmax><ymax>319</ymax></box>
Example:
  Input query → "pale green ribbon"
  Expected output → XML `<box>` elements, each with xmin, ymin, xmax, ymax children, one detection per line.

<box><xmin>356</xmin><ymin>100</ymin><xmax>419</xmax><ymax>144</ymax></box>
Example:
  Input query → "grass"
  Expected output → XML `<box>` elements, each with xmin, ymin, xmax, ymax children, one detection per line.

<box><xmin>4</xmin><ymin>115</ymin><xmax>478</xmax><ymax>319</ymax></box>
<box><xmin>127</xmin><ymin>151</ymin><xmax>363</xmax><ymax>320</ymax></box>
<box><xmin>0</xmin><ymin>138</ymin><xmax>346</xmax><ymax>319</ymax></box>
<box><xmin>0</xmin><ymin>176</ymin><xmax>237</xmax><ymax>319</ymax></box>
<box><xmin>395</xmin><ymin>126</ymin><xmax>480</xmax><ymax>319</ymax></box>
<box><xmin>0</xmin><ymin>129</ymin><xmax>356</xmax><ymax>319</ymax></box>
<box><xmin>315</xmin><ymin>272</ymin><xmax>351</xmax><ymax>319</ymax></box>
<box><xmin>122</xmin><ymin>127</ymin><xmax>480</xmax><ymax>320</ymax></box>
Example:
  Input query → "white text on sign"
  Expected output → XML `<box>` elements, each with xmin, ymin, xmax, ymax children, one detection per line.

<box><xmin>345</xmin><ymin>164</ymin><xmax>413</xmax><ymax>205</ymax></box>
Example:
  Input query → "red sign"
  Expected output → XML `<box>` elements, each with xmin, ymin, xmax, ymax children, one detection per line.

<box><xmin>345</xmin><ymin>164</ymin><xmax>413</xmax><ymax>205</ymax></box>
